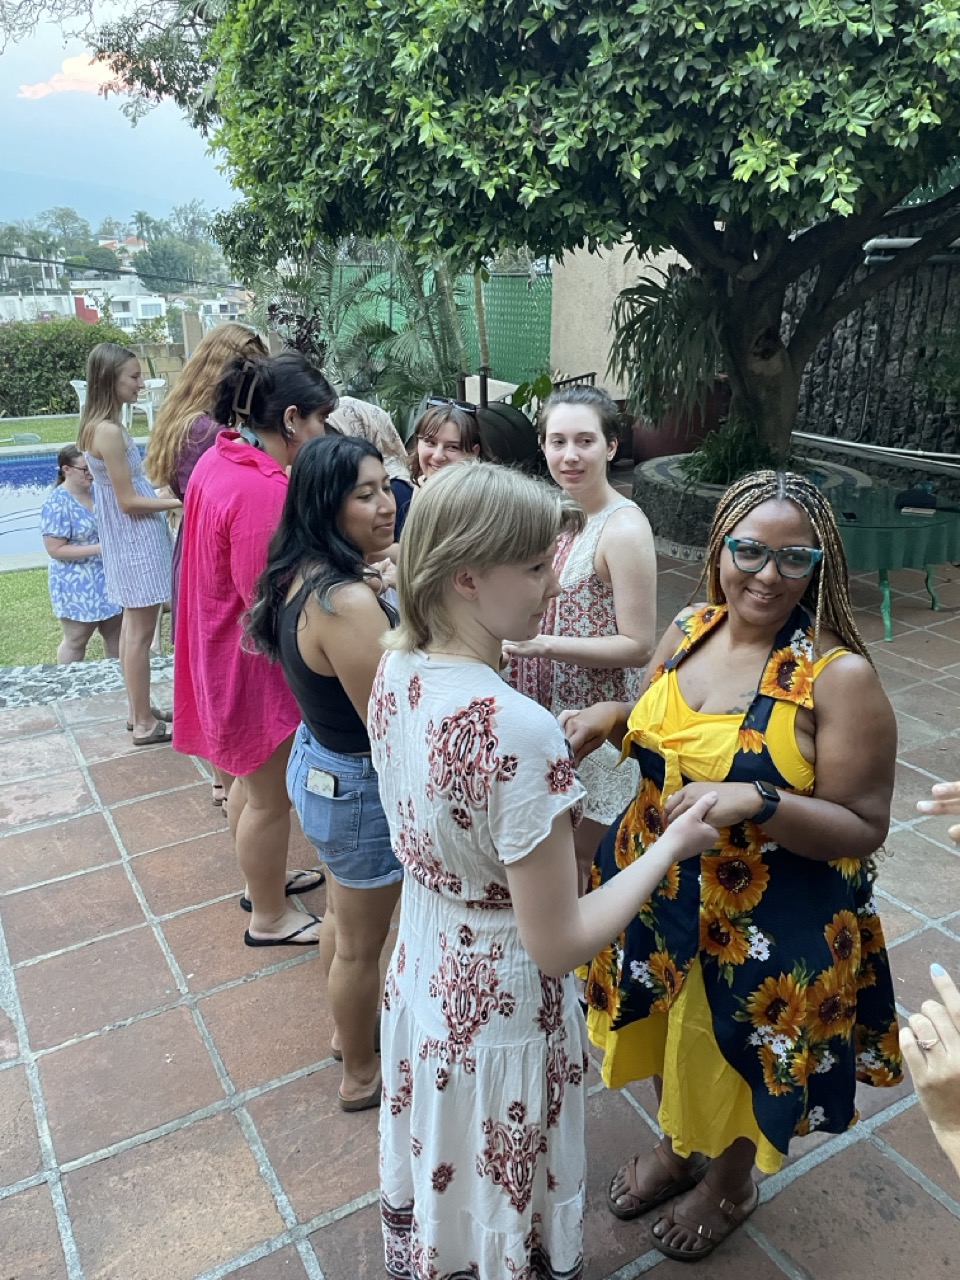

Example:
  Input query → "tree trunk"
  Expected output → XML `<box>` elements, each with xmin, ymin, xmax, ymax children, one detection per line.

<box><xmin>721</xmin><ymin>282</ymin><xmax>801</xmax><ymax>458</ymax></box>
<box><xmin>474</xmin><ymin>271</ymin><xmax>491</xmax><ymax>368</ymax></box>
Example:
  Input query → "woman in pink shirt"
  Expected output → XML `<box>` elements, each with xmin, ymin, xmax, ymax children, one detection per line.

<box><xmin>173</xmin><ymin>353</ymin><xmax>337</xmax><ymax>946</ymax></box>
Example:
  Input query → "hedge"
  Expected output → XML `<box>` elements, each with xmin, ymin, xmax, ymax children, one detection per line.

<box><xmin>0</xmin><ymin>318</ymin><xmax>131</xmax><ymax>417</ymax></box>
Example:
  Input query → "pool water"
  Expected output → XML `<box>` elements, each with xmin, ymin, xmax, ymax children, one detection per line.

<box><xmin>0</xmin><ymin>453</ymin><xmax>58</xmax><ymax>557</ymax></box>
<box><xmin>0</xmin><ymin>448</ymin><xmax>147</xmax><ymax>559</ymax></box>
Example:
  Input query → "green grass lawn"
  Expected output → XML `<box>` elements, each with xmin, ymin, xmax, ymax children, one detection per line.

<box><xmin>0</xmin><ymin>568</ymin><xmax>170</xmax><ymax>666</ymax></box>
<box><xmin>0</xmin><ymin>415</ymin><xmax>83</xmax><ymax>446</ymax></box>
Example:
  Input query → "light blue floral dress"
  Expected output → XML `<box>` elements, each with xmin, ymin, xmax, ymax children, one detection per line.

<box><xmin>40</xmin><ymin>485</ymin><xmax>121</xmax><ymax>623</ymax></box>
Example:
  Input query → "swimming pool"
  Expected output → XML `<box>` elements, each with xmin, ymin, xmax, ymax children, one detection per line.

<box><xmin>0</xmin><ymin>448</ymin><xmax>147</xmax><ymax>558</ymax></box>
<box><xmin>0</xmin><ymin>451</ymin><xmax>59</xmax><ymax>557</ymax></box>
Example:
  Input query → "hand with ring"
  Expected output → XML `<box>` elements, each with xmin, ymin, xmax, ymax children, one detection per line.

<box><xmin>916</xmin><ymin>781</ymin><xmax>960</xmax><ymax>845</ymax></box>
<box><xmin>900</xmin><ymin>963</ymin><xmax>960</xmax><ymax>1176</ymax></box>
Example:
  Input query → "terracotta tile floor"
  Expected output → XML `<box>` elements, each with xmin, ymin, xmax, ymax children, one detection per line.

<box><xmin>1</xmin><ymin>558</ymin><xmax>959</xmax><ymax>1279</ymax></box>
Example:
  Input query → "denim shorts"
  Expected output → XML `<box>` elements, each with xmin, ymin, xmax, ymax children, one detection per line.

<box><xmin>286</xmin><ymin>724</ymin><xmax>402</xmax><ymax>889</ymax></box>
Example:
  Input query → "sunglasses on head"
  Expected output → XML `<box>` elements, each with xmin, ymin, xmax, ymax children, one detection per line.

<box><xmin>426</xmin><ymin>395</ymin><xmax>477</xmax><ymax>415</ymax></box>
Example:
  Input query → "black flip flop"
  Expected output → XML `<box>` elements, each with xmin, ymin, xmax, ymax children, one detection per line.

<box><xmin>240</xmin><ymin>869</ymin><xmax>325</xmax><ymax>913</ymax></box>
<box><xmin>243</xmin><ymin>913</ymin><xmax>322</xmax><ymax>947</ymax></box>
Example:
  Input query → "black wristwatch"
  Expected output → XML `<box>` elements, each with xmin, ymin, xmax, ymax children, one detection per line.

<box><xmin>753</xmin><ymin>780</ymin><xmax>780</xmax><ymax>825</ymax></box>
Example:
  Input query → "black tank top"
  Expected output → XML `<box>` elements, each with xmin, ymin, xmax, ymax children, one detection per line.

<box><xmin>278</xmin><ymin>580</ymin><xmax>396</xmax><ymax>754</ymax></box>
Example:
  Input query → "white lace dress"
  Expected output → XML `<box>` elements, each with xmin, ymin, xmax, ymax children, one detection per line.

<box><xmin>508</xmin><ymin>497</ymin><xmax>644</xmax><ymax>825</ymax></box>
<box><xmin>369</xmin><ymin>650</ymin><xmax>589</xmax><ymax>1280</ymax></box>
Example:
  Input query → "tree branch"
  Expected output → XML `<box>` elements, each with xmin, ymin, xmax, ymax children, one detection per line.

<box><xmin>791</xmin><ymin>207</ymin><xmax>960</xmax><ymax>357</ymax></box>
<box><xmin>885</xmin><ymin>183</ymin><xmax>960</xmax><ymax>226</ymax></box>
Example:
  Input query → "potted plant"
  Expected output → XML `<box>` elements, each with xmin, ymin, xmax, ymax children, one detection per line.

<box><xmin>608</xmin><ymin>264</ymin><xmax>729</xmax><ymax>461</ymax></box>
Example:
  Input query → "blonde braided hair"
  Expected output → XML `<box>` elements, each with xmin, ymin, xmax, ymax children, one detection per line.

<box><xmin>695</xmin><ymin>470</ymin><xmax>871</xmax><ymax>664</ymax></box>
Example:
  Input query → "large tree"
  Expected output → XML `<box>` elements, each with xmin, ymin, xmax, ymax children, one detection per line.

<box><xmin>135</xmin><ymin>238</ymin><xmax>195</xmax><ymax>292</ymax></box>
<box><xmin>210</xmin><ymin>0</ymin><xmax>960</xmax><ymax>454</ymax></box>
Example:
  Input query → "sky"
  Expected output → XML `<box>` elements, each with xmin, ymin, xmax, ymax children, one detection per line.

<box><xmin>0</xmin><ymin>14</ymin><xmax>236</xmax><ymax>232</ymax></box>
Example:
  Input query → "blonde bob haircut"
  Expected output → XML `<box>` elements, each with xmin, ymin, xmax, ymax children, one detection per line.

<box><xmin>388</xmin><ymin>461</ymin><xmax>584</xmax><ymax>652</ymax></box>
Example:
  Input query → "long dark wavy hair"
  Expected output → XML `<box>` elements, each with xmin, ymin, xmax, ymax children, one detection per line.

<box><xmin>245</xmin><ymin>435</ymin><xmax>388</xmax><ymax>660</ymax></box>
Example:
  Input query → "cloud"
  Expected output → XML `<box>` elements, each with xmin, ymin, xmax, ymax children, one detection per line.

<box><xmin>18</xmin><ymin>55</ymin><xmax>117</xmax><ymax>100</ymax></box>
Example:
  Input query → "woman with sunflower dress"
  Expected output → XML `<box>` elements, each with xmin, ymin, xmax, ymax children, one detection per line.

<box><xmin>560</xmin><ymin>471</ymin><xmax>902</xmax><ymax>1263</ymax></box>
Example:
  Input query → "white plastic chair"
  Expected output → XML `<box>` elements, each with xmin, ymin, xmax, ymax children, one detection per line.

<box><xmin>69</xmin><ymin>379</ymin><xmax>87</xmax><ymax>414</ymax></box>
<box><xmin>124</xmin><ymin>378</ymin><xmax>167</xmax><ymax>432</ymax></box>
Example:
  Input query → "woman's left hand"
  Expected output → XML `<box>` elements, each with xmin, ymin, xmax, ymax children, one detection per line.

<box><xmin>664</xmin><ymin>781</ymin><xmax>761</xmax><ymax>830</ymax></box>
<box><xmin>502</xmin><ymin>636</ymin><xmax>551</xmax><ymax>659</ymax></box>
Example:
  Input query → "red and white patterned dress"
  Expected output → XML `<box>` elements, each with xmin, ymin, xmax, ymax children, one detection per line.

<box><xmin>508</xmin><ymin>497</ymin><xmax>643</xmax><ymax>825</ymax></box>
<box><xmin>370</xmin><ymin>650</ymin><xmax>588</xmax><ymax>1280</ymax></box>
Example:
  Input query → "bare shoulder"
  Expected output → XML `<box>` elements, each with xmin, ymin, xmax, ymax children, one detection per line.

<box><xmin>326</xmin><ymin>579</ymin><xmax>388</xmax><ymax>622</ymax></box>
<box><xmin>91</xmin><ymin>419</ymin><xmax>125</xmax><ymax>455</ymax></box>
<box><xmin>601</xmin><ymin>501</ymin><xmax>653</xmax><ymax>541</ymax></box>
<box><xmin>814</xmin><ymin>650</ymin><xmax>885</xmax><ymax>695</ymax></box>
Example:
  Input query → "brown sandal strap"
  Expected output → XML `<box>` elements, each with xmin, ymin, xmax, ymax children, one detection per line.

<box><xmin>652</xmin><ymin>1141</ymin><xmax>706</xmax><ymax>1181</ymax></box>
<box><xmin>691</xmin><ymin>1178</ymin><xmax>759</xmax><ymax>1227</ymax></box>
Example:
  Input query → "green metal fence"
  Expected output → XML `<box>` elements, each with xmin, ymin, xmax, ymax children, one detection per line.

<box><xmin>460</xmin><ymin>273</ymin><xmax>553</xmax><ymax>384</ymax></box>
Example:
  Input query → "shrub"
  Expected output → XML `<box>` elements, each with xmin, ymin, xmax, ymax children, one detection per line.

<box><xmin>0</xmin><ymin>318</ymin><xmax>130</xmax><ymax>417</ymax></box>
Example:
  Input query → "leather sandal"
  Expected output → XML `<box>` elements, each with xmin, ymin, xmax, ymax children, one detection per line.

<box><xmin>126</xmin><ymin>705</ymin><xmax>173</xmax><ymax>731</ymax></box>
<box><xmin>652</xmin><ymin>1178</ymin><xmax>759</xmax><ymax>1261</ymax></box>
<box><xmin>607</xmin><ymin>1141</ymin><xmax>708</xmax><ymax>1221</ymax></box>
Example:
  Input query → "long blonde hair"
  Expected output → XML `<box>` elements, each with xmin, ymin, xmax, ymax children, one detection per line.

<box><xmin>389</xmin><ymin>461</ymin><xmax>584</xmax><ymax>652</ymax></box>
<box><xmin>77</xmin><ymin>343</ymin><xmax>136</xmax><ymax>451</ymax></box>
<box><xmin>145</xmin><ymin>323</ymin><xmax>266</xmax><ymax>487</ymax></box>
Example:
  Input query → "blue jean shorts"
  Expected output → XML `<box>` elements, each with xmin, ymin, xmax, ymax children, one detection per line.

<box><xmin>286</xmin><ymin>724</ymin><xmax>402</xmax><ymax>889</ymax></box>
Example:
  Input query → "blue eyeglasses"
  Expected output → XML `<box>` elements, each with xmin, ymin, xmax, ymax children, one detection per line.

<box><xmin>723</xmin><ymin>536</ymin><xmax>823</xmax><ymax>579</ymax></box>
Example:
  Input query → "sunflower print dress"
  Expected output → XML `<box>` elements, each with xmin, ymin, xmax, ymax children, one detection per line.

<box><xmin>585</xmin><ymin>604</ymin><xmax>902</xmax><ymax>1174</ymax></box>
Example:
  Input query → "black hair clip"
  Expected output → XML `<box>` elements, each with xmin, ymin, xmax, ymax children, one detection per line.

<box><xmin>231</xmin><ymin>359</ymin><xmax>261</xmax><ymax>420</ymax></box>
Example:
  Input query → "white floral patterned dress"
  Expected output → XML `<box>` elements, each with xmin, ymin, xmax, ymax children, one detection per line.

<box><xmin>507</xmin><ymin>497</ymin><xmax>643</xmax><ymax>826</ymax></box>
<box><xmin>369</xmin><ymin>650</ymin><xmax>589</xmax><ymax>1280</ymax></box>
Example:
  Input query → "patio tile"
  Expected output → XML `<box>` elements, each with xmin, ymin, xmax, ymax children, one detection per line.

<box><xmin>875</xmin><ymin>1099</ymin><xmax>960</xmax><ymax>1194</ymax></box>
<box><xmin>110</xmin><ymin>782</ymin><xmax>225</xmax><ymax>854</ymax></box>
<box><xmin>0</xmin><ymin>732</ymin><xmax>73</xmax><ymax>784</ymax></box>
<box><xmin>3</xmin><ymin>864</ymin><xmax>146</xmax><ymax>963</ymax></box>
<box><xmin>854</xmin><ymin>1068</ymin><xmax>913</xmax><ymax>1121</ymax></box>
<box><xmin>198</xmin><ymin>958</ymin><xmax>333</xmax><ymax>1091</ymax></box>
<box><xmin>847</xmin><ymin>610</ymin><xmax>914</xmax><ymax>645</ymax></box>
<box><xmin>309</xmin><ymin>1202</ymin><xmax>383</xmax><ymax>1280</ymax></box>
<box><xmin>72</xmin><ymin>718</ymin><xmax>143</xmax><ymax>764</ymax></box>
<box><xmin>751</xmin><ymin>1139</ymin><xmax>960</xmax><ymax>1278</ymax></box>
<box><xmin>87</xmin><ymin>750</ymin><xmax>205</xmax><ymax>807</ymax></box>
<box><xmin>649</xmin><ymin>1230</ymin><xmax>789</xmax><ymax>1279</ymax></box>
<box><xmin>875</xmin><ymin>895</ymin><xmax>927</xmax><ymax>943</ymax></box>
<box><xmin>581</xmin><ymin>1087</ymin><xmax>674</xmax><ymax>1274</ymax></box>
<box><xmin>246</xmin><ymin>1068</ymin><xmax>379</xmax><ymax>1222</ymax></box>
<box><xmin>0</xmin><ymin>705</ymin><xmax>59</xmax><ymax>741</ymax></box>
<box><xmin>892</xmin><ymin>713</ymin><xmax>948</xmax><ymax>753</ymax></box>
<box><xmin>886</xmin><ymin>928</ymin><xmax>960</xmax><ymax>1015</ymax></box>
<box><xmin>228</xmin><ymin>1247</ymin><xmax>311</xmax><ymax>1279</ymax></box>
<box><xmin>63</xmin><ymin>1112</ymin><xmax>285</xmax><ymax>1280</ymax></box>
<box><xmin>162</xmin><ymin>899</ymin><xmax>325</xmax><ymax>993</ymax></box>
<box><xmin>888</xmin><ymin>685</ymin><xmax>957</xmax><ymax>735</ymax></box>
<box><xmin>0</xmin><ymin>1184</ymin><xmax>67</xmax><ymax>1280</ymax></box>
<box><xmin>0</xmin><ymin>1063</ymin><xmax>41</xmax><ymax>1185</ymax></box>
<box><xmin>17</xmin><ymin>927</ymin><xmax>177</xmax><ymax>1051</ymax></box>
<box><xmin>878</xmin><ymin>828</ymin><xmax>960</xmax><ymax>917</ymax></box>
<box><xmin>133</xmin><ymin>828</ymin><xmax>239</xmax><ymax>917</ymax></box>
<box><xmin>0</xmin><ymin>769</ymin><xmax>93</xmax><ymax>833</ymax></box>
<box><xmin>0</xmin><ymin>812</ymin><xmax>118</xmax><ymax>893</ymax></box>
<box><xmin>884</xmin><ymin>627</ymin><xmax>960</xmax><ymax>671</ymax></box>
<box><xmin>876</xmin><ymin>664</ymin><xmax>934</xmax><ymax>695</ymax></box>
<box><xmin>40</xmin><ymin>1007</ymin><xmax>224</xmax><ymax>1163</ymax></box>
<box><xmin>898</xmin><ymin>734</ymin><xmax>960</xmax><ymax>778</ymax></box>
<box><xmin>891</xmin><ymin>762</ymin><xmax>950</xmax><ymax>824</ymax></box>
<box><xmin>57</xmin><ymin>688</ymin><xmax>128</xmax><ymax>726</ymax></box>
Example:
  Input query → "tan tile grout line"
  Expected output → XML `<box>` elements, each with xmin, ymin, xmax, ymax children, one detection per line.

<box><xmin>45</xmin><ymin>713</ymin><xmax>331</xmax><ymax>1279</ymax></box>
<box><xmin>868</xmin><ymin>1133</ymin><xmax>960</xmax><ymax>1218</ymax></box>
<box><xmin>0</xmin><ymin>891</ymin><xmax>84</xmax><ymax>1277</ymax></box>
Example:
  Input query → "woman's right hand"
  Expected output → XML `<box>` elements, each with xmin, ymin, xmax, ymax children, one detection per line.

<box><xmin>659</xmin><ymin>791</ymin><xmax>719</xmax><ymax>862</ymax></box>
<box><xmin>917</xmin><ymin>781</ymin><xmax>960</xmax><ymax>845</ymax></box>
<box><xmin>558</xmin><ymin>703</ymin><xmax>620</xmax><ymax>764</ymax></box>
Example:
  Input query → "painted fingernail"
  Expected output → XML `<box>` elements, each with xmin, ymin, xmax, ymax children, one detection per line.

<box><xmin>931</xmin><ymin>963</ymin><xmax>947</xmax><ymax>977</ymax></box>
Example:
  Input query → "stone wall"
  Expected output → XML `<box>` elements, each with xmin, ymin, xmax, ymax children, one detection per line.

<box><xmin>131</xmin><ymin>342</ymin><xmax>185</xmax><ymax>390</ymax></box>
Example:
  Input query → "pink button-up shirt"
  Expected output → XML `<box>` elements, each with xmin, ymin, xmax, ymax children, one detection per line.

<box><xmin>172</xmin><ymin>431</ymin><xmax>300</xmax><ymax>775</ymax></box>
